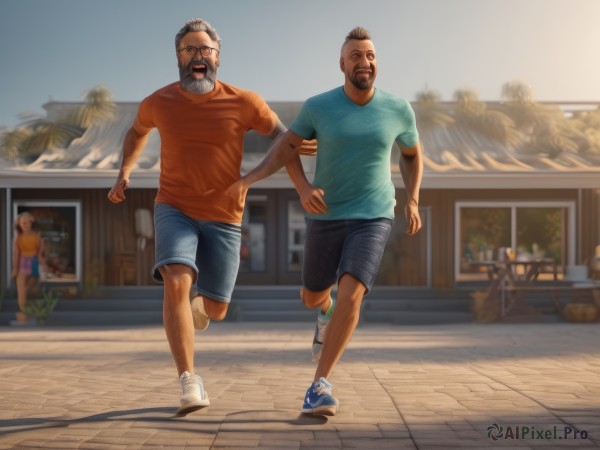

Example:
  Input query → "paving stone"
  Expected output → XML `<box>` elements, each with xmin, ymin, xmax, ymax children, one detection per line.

<box><xmin>1</xmin><ymin>322</ymin><xmax>600</xmax><ymax>448</ymax></box>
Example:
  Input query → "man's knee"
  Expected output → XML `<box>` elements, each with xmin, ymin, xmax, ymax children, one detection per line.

<box><xmin>159</xmin><ymin>264</ymin><xmax>195</xmax><ymax>289</ymax></box>
<box><xmin>300</xmin><ymin>287</ymin><xmax>331</xmax><ymax>309</ymax></box>
<box><xmin>203</xmin><ymin>297</ymin><xmax>229</xmax><ymax>321</ymax></box>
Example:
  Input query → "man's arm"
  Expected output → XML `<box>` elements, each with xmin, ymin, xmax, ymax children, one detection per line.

<box><xmin>107</xmin><ymin>126</ymin><xmax>151</xmax><ymax>203</ymax></box>
<box><xmin>226</xmin><ymin>122</ymin><xmax>304</xmax><ymax>199</ymax></box>
<box><xmin>240</xmin><ymin>121</ymin><xmax>296</xmax><ymax>185</ymax></box>
<box><xmin>286</xmin><ymin>152</ymin><xmax>327</xmax><ymax>215</ymax></box>
<box><xmin>227</xmin><ymin>119</ymin><xmax>320</xmax><ymax>210</ymax></box>
<box><xmin>399</xmin><ymin>141</ymin><xmax>424</xmax><ymax>235</ymax></box>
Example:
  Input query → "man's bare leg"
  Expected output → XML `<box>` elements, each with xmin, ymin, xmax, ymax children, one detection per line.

<box><xmin>161</xmin><ymin>264</ymin><xmax>221</xmax><ymax>415</ymax></box>
<box><xmin>300</xmin><ymin>274</ymin><xmax>365</xmax><ymax>415</ymax></box>
<box><xmin>312</xmin><ymin>273</ymin><xmax>365</xmax><ymax>381</ymax></box>
<box><xmin>160</xmin><ymin>264</ymin><xmax>196</xmax><ymax>375</ymax></box>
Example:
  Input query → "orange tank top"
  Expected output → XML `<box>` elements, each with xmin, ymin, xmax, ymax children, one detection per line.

<box><xmin>17</xmin><ymin>233</ymin><xmax>41</xmax><ymax>256</ymax></box>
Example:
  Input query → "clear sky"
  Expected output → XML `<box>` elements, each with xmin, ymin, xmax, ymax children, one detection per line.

<box><xmin>1</xmin><ymin>0</ymin><xmax>600</xmax><ymax>128</ymax></box>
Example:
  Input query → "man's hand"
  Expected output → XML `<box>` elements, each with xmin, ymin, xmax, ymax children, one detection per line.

<box><xmin>298</xmin><ymin>139</ymin><xmax>317</xmax><ymax>156</ymax></box>
<box><xmin>299</xmin><ymin>184</ymin><xmax>327</xmax><ymax>214</ymax></box>
<box><xmin>107</xmin><ymin>177</ymin><xmax>130</xmax><ymax>204</ymax></box>
<box><xmin>405</xmin><ymin>201</ymin><xmax>421</xmax><ymax>236</ymax></box>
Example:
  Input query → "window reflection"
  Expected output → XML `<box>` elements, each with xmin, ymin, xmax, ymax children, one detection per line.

<box><xmin>460</xmin><ymin>207</ymin><xmax>511</xmax><ymax>272</ymax></box>
<box><xmin>240</xmin><ymin>196</ymin><xmax>267</xmax><ymax>272</ymax></box>
<box><xmin>14</xmin><ymin>202</ymin><xmax>81</xmax><ymax>282</ymax></box>
<box><xmin>458</xmin><ymin>204</ymin><xmax>568</xmax><ymax>279</ymax></box>
<box><xmin>287</xmin><ymin>201</ymin><xmax>305</xmax><ymax>271</ymax></box>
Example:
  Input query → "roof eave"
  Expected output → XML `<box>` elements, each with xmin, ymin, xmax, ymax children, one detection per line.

<box><xmin>2</xmin><ymin>169</ymin><xmax>599</xmax><ymax>190</ymax></box>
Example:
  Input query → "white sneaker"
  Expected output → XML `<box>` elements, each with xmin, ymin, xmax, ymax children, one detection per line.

<box><xmin>311</xmin><ymin>316</ymin><xmax>328</xmax><ymax>362</ymax></box>
<box><xmin>191</xmin><ymin>296</ymin><xmax>210</xmax><ymax>331</ymax></box>
<box><xmin>311</xmin><ymin>298</ymin><xmax>335</xmax><ymax>362</ymax></box>
<box><xmin>176</xmin><ymin>371</ymin><xmax>210</xmax><ymax>416</ymax></box>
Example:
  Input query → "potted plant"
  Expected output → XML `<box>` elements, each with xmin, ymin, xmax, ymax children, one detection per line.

<box><xmin>21</xmin><ymin>289</ymin><xmax>59</xmax><ymax>325</ymax></box>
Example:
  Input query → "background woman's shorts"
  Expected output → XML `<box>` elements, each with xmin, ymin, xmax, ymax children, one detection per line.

<box><xmin>18</xmin><ymin>255</ymin><xmax>38</xmax><ymax>277</ymax></box>
<box><xmin>153</xmin><ymin>203</ymin><xmax>241</xmax><ymax>303</ymax></box>
<box><xmin>302</xmin><ymin>217</ymin><xmax>393</xmax><ymax>295</ymax></box>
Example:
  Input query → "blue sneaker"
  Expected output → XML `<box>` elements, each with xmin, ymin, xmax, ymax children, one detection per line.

<box><xmin>301</xmin><ymin>377</ymin><xmax>339</xmax><ymax>416</ymax></box>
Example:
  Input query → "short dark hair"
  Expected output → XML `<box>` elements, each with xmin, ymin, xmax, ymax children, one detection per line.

<box><xmin>175</xmin><ymin>18</ymin><xmax>221</xmax><ymax>50</ymax></box>
<box><xmin>344</xmin><ymin>26</ymin><xmax>372</xmax><ymax>43</ymax></box>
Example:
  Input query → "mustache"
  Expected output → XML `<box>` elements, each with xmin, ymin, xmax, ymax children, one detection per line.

<box><xmin>187</xmin><ymin>57</ymin><xmax>213</xmax><ymax>72</ymax></box>
<box><xmin>352</xmin><ymin>65</ymin><xmax>373</xmax><ymax>75</ymax></box>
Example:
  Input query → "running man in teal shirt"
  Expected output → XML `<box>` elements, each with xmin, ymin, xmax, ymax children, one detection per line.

<box><xmin>272</xmin><ymin>26</ymin><xmax>423</xmax><ymax>415</ymax></box>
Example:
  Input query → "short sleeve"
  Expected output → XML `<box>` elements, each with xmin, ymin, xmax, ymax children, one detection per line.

<box><xmin>289</xmin><ymin>101</ymin><xmax>316</xmax><ymax>140</ymax></box>
<box><xmin>248</xmin><ymin>91</ymin><xmax>278</xmax><ymax>135</ymax></box>
<box><xmin>132</xmin><ymin>96</ymin><xmax>155</xmax><ymax>133</ymax></box>
<box><xmin>396</xmin><ymin>101</ymin><xmax>419</xmax><ymax>148</ymax></box>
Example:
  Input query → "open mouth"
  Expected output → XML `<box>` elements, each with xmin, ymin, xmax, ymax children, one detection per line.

<box><xmin>192</xmin><ymin>64</ymin><xmax>207</xmax><ymax>76</ymax></box>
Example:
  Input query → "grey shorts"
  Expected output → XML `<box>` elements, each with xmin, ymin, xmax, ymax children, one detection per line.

<box><xmin>302</xmin><ymin>217</ymin><xmax>393</xmax><ymax>295</ymax></box>
<box><xmin>152</xmin><ymin>203</ymin><xmax>241</xmax><ymax>303</ymax></box>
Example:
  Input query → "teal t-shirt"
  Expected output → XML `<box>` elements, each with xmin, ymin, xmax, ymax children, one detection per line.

<box><xmin>290</xmin><ymin>86</ymin><xmax>419</xmax><ymax>220</ymax></box>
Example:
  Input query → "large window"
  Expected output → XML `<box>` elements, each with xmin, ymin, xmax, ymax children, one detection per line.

<box><xmin>239</xmin><ymin>195</ymin><xmax>268</xmax><ymax>273</ymax></box>
<box><xmin>287</xmin><ymin>200</ymin><xmax>306</xmax><ymax>272</ymax></box>
<box><xmin>13</xmin><ymin>201</ymin><xmax>82</xmax><ymax>283</ymax></box>
<box><xmin>456</xmin><ymin>201</ymin><xmax>575</xmax><ymax>280</ymax></box>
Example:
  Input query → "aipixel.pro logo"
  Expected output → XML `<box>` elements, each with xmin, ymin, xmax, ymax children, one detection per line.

<box><xmin>487</xmin><ymin>423</ymin><xmax>589</xmax><ymax>441</ymax></box>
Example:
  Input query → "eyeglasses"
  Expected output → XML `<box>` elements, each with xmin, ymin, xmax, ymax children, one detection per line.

<box><xmin>177</xmin><ymin>45</ymin><xmax>219</xmax><ymax>57</ymax></box>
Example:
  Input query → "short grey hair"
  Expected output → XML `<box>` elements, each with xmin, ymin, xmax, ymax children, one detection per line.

<box><xmin>175</xmin><ymin>18</ymin><xmax>221</xmax><ymax>50</ymax></box>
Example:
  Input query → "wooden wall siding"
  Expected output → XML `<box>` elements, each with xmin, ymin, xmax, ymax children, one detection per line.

<box><xmin>8</xmin><ymin>186</ymin><xmax>596</xmax><ymax>290</ymax></box>
<box><xmin>581</xmin><ymin>189</ymin><xmax>600</xmax><ymax>265</ymax></box>
<box><xmin>425</xmin><ymin>189</ymin><xmax>456</xmax><ymax>288</ymax></box>
<box><xmin>0</xmin><ymin>191</ymin><xmax>7</xmax><ymax>291</ymax></box>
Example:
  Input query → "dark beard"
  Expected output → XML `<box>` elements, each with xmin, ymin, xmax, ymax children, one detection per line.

<box><xmin>179</xmin><ymin>58</ymin><xmax>217</xmax><ymax>94</ymax></box>
<box><xmin>349</xmin><ymin>74</ymin><xmax>373</xmax><ymax>90</ymax></box>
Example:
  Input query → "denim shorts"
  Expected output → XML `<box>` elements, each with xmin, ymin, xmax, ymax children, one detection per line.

<box><xmin>152</xmin><ymin>203</ymin><xmax>242</xmax><ymax>303</ymax></box>
<box><xmin>302</xmin><ymin>217</ymin><xmax>393</xmax><ymax>295</ymax></box>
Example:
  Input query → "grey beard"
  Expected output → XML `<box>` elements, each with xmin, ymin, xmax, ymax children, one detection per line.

<box><xmin>179</xmin><ymin>59</ymin><xmax>217</xmax><ymax>94</ymax></box>
<box><xmin>180</xmin><ymin>76</ymin><xmax>216</xmax><ymax>94</ymax></box>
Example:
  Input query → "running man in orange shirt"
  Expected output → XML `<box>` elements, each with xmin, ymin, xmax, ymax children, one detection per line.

<box><xmin>108</xmin><ymin>18</ymin><xmax>312</xmax><ymax>416</ymax></box>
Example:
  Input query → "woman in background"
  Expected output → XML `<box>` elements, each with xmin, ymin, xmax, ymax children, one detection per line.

<box><xmin>11</xmin><ymin>212</ymin><xmax>45</xmax><ymax>323</ymax></box>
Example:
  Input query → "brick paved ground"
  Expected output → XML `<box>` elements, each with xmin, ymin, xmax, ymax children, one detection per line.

<box><xmin>1</xmin><ymin>321</ymin><xmax>599</xmax><ymax>449</ymax></box>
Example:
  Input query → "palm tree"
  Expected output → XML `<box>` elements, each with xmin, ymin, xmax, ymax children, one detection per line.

<box><xmin>569</xmin><ymin>107</ymin><xmax>600</xmax><ymax>157</ymax></box>
<box><xmin>413</xmin><ymin>89</ymin><xmax>454</xmax><ymax>132</ymax></box>
<box><xmin>0</xmin><ymin>128</ymin><xmax>32</xmax><ymax>162</ymax></box>
<box><xmin>69</xmin><ymin>85</ymin><xmax>116</xmax><ymax>128</ymax></box>
<box><xmin>0</xmin><ymin>85</ymin><xmax>115</xmax><ymax>164</ymax></box>
<box><xmin>453</xmin><ymin>89</ymin><xmax>519</xmax><ymax>148</ymax></box>
<box><xmin>499</xmin><ymin>81</ymin><xmax>578</xmax><ymax>158</ymax></box>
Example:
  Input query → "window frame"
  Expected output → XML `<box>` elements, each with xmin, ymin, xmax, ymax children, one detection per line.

<box><xmin>454</xmin><ymin>200</ymin><xmax>576</xmax><ymax>281</ymax></box>
<box><xmin>13</xmin><ymin>200</ymin><xmax>82</xmax><ymax>284</ymax></box>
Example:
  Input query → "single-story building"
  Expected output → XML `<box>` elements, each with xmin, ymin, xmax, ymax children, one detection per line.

<box><xmin>1</xmin><ymin>99</ymin><xmax>599</xmax><ymax>310</ymax></box>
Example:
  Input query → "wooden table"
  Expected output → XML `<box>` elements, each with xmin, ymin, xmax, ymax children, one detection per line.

<box><xmin>472</xmin><ymin>259</ymin><xmax>559</xmax><ymax>318</ymax></box>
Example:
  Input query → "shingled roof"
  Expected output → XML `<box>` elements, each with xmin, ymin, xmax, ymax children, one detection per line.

<box><xmin>1</xmin><ymin>100</ymin><xmax>599</xmax><ymax>189</ymax></box>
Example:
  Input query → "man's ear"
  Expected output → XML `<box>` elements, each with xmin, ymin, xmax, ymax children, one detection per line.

<box><xmin>339</xmin><ymin>56</ymin><xmax>344</xmax><ymax>72</ymax></box>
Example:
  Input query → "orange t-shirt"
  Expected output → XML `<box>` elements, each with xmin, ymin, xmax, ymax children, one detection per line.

<box><xmin>134</xmin><ymin>81</ymin><xmax>278</xmax><ymax>223</ymax></box>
